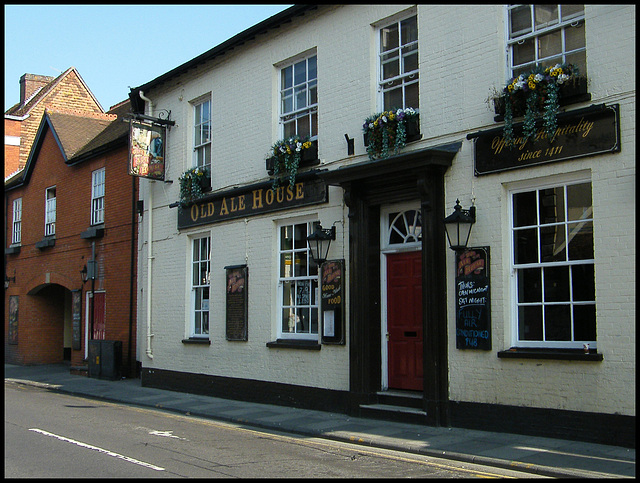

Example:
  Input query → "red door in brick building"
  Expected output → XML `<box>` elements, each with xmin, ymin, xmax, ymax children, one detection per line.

<box><xmin>91</xmin><ymin>292</ymin><xmax>106</xmax><ymax>340</ymax></box>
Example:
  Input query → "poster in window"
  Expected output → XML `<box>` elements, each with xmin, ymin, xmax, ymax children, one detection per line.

<box><xmin>225</xmin><ymin>265</ymin><xmax>248</xmax><ymax>341</ymax></box>
<box><xmin>320</xmin><ymin>259</ymin><xmax>345</xmax><ymax>345</ymax></box>
<box><xmin>128</xmin><ymin>121</ymin><xmax>165</xmax><ymax>180</ymax></box>
<box><xmin>8</xmin><ymin>295</ymin><xmax>18</xmax><ymax>345</ymax></box>
<box><xmin>455</xmin><ymin>247</ymin><xmax>491</xmax><ymax>350</ymax></box>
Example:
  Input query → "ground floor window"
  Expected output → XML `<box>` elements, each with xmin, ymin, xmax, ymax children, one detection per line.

<box><xmin>510</xmin><ymin>177</ymin><xmax>596</xmax><ymax>348</ymax></box>
<box><xmin>277</xmin><ymin>220</ymin><xmax>319</xmax><ymax>339</ymax></box>
<box><xmin>191</xmin><ymin>235</ymin><xmax>211</xmax><ymax>337</ymax></box>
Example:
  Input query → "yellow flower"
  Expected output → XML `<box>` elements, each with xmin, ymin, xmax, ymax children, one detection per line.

<box><xmin>528</xmin><ymin>81</ymin><xmax>536</xmax><ymax>89</ymax></box>
<box><xmin>508</xmin><ymin>84</ymin><xmax>514</xmax><ymax>92</ymax></box>
<box><xmin>389</xmin><ymin>113</ymin><xmax>395</xmax><ymax>120</ymax></box>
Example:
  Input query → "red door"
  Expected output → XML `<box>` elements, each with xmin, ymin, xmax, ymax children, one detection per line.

<box><xmin>92</xmin><ymin>292</ymin><xmax>106</xmax><ymax>340</ymax></box>
<box><xmin>387</xmin><ymin>251</ymin><xmax>423</xmax><ymax>391</ymax></box>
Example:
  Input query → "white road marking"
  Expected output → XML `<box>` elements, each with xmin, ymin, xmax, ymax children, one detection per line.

<box><xmin>29</xmin><ymin>428</ymin><xmax>165</xmax><ymax>471</ymax></box>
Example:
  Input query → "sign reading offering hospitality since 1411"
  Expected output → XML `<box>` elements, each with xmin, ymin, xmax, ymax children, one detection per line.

<box><xmin>455</xmin><ymin>247</ymin><xmax>491</xmax><ymax>350</ymax></box>
<box><xmin>177</xmin><ymin>178</ymin><xmax>328</xmax><ymax>229</ymax></box>
<box><xmin>473</xmin><ymin>104</ymin><xmax>620</xmax><ymax>176</ymax></box>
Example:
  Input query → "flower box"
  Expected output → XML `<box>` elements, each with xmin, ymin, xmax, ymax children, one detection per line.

<box><xmin>179</xmin><ymin>167</ymin><xmax>211</xmax><ymax>205</ymax></box>
<box><xmin>362</xmin><ymin>108</ymin><xmax>420</xmax><ymax>160</ymax></box>
<box><xmin>266</xmin><ymin>137</ymin><xmax>318</xmax><ymax>189</ymax></box>
<box><xmin>266</xmin><ymin>139</ymin><xmax>318</xmax><ymax>176</ymax></box>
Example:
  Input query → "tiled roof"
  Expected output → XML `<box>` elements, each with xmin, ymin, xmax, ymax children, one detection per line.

<box><xmin>46</xmin><ymin>108</ymin><xmax>118</xmax><ymax>160</ymax></box>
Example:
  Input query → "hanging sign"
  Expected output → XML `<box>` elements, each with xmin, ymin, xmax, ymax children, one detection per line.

<box><xmin>320</xmin><ymin>259</ymin><xmax>345</xmax><ymax>344</ymax></box>
<box><xmin>473</xmin><ymin>104</ymin><xmax>620</xmax><ymax>175</ymax></box>
<box><xmin>455</xmin><ymin>247</ymin><xmax>491</xmax><ymax>350</ymax></box>
<box><xmin>128</xmin><ymin>121</ymin><xmax>165</xmax><ymax>180</ymax></box>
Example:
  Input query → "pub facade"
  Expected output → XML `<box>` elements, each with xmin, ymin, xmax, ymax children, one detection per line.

<box><xmin>129</xmin><ymin>5</ymin><xmax>635</xmax><ymax>446</ymax></box>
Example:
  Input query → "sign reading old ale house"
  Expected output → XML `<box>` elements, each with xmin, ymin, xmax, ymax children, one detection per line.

<box><xmin>473</xmin><ymin>104</ymin><xmax>620</xmax><ymax>175</ymax></box>
<box><xmin>178</xmin><ymin>178</ymin><xmax>327</xmax><ymax>229</ymax></box>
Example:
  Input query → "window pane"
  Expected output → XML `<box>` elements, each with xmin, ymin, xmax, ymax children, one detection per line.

<box><xmin>538</xmin><ymin>30</ymin><xmax>562</xmax><ymax>60</ymax></box>
<box><xmin>308</xmin><ymin>55</ymin><xmax>317</xmax><ymax>80</ymax></box>
<box><xmin>567</xmin><ymin>221</ymin><xmax>594</xmax><ymax>260</ymax></box>
<box><xmin>514</xmin><ymin>227</ymin><xmax>538</xmax><ymax>264</ymax></box>
<box><xmin>401</xmin><ymin>16</ymin><xmax>417</xmax><ymax>44</ymax></box>
<box><xmin>283</xmin><ymin>119</ymin><xmax>296</xmax><ymax>139</ymax></box>
<box><xmin>540</xmin><ymin>225</ymin><xmax>566</xmax><ymax>262</ymax></box>
<box><xmin>561</xmin><ymin>4</ymin><xmax>584</xmax><ymax>21</ymax></box>
<box><xmin>281</xmin><ymin>253</ymin><xmax>292</xmax><ymax>278</ymax></box>
<box><xmin>294</xmin><ymin>60</ymin><xmax>306</xmax><ymax>85</ymax></box>
<box><xmin>382</xmin><ymin>55</ymin><xmax>400</xmax><ymax>80</ymax></box>
<box><xmin>539</xmin><ymin>187</ymin><xmax>565</xmax><ymax>224</ymax></box>
<box><xmin>384</xmin><ymin>87</ymin><xmax>403</xmax><ymax>111</ymax></box>
<box><xmin>534</xmin><ymin>5</ymin><xmax>559</xmax><ymax>30</ymax></box>
<box><xmin>513</xmin><ymin>38</ymin><xmax>535</xmax><ymax>66</ymax></box>
<box><xmin>381</xmin><ymin>23</ymin><xmax>399</xmax><ymax>52</ymax></box>
<box><xmin>282</xmin><ymin>66</ymin><xmax>292</xmax><ymax>89</ymax></box>
<box><xmin>565</xmin><ymin>22</ymin><xmax>585</xmax><ymax>51</ymax></box>
<box><xmin>294</xmin><ymin>252</ymin><xmax>308</xmax><ymax>277</ymax></box>
<box><xmin>295</xmin><ymin>85</ymin><xmax>307</xmax><ymax>110</ymax></box>
<box><xmin>309</xmin><ymin>80</ymin><xmax>317</xmax><ymax>105</ymax></box>
<box><xmin>545</xmin><ymin>305</ymin><xmax>571</xmax><ymax>340</ymax></box>
<box><xmin>519</xmin><ymin>305</ymin><xmax>542</xmax><ymax>340</ymax></box>
<box><xmin>544</xmin><ymin>266</ymin><xmax>570</xmax><ymax>302</ymax></box>
<box><xmin>513</xmin><ymin>191</ymin><xmax>537</xmax><ymax>227</ymax></box>
<box><xmin>282</xmin><ymin>281</ymin><xmax>294</xmax><ymax>305</ymax></box>
<box><xmin>566</xmin><ymin>183</ymin><xmax>592</xmax><ymax>221</ymax></box>
<box><xmin>282</xmin><ymin>90</ymin><xmax>293</xmax><ymax>114</ymax></box>
<box><xmin>405</xmin><ymin>80</ymin><xmax>419</xmax><ymax>109</ymax></box>
<box><xmin>518</xmin><ymin>268</ymin><xmax>542</xmax><ymax>302</ymax></box>
<box><xmin>510</xmin><ymin>5</ymin><xmax>532</xmax><ymax>37</ymax></box>
<box><xmin>310</xmin><ymin>307</ymin><xmax>319</xmax><ymax>334</ymax></box>
<box><xmin>294</xmin><ymin>223</ymin><xmax>307</xmax><ymax>249</ymax></box>
<box><xmin>297</xmin><ymin>115</ymin><xmax>310</xmax><ymax>138</ymax></box>
<box><xmin>565</xmin><ymin>50</ymin><xmax>586</xmax><ymax>75</ymax></box>
<box><xmin>403</xmin><ymin>45</ymin><xmax>418</xmax><ymax>73</ymax></box>
<box><xmin>573</xmin><ymin>304</ymin><xmax>596</xmax><ymax>340</ymax></box>
<box><xmin>572</xmin><ymin>264</ymin><xmax>595</xmax><ymax>301</ymax></box>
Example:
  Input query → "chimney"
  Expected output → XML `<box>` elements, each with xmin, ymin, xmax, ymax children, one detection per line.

<box><xmin>19</xmin><ymin>73</ymin><xmax>55</xmax><ymax>105</ymax></box>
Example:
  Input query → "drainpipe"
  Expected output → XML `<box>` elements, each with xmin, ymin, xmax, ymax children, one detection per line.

<box><xmin>139</xmin><ymin>91</ymin><xmax>154</xmax><ymax>360</ymax></box>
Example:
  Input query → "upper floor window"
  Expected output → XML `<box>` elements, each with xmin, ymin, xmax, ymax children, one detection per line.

<box><xmin>191</xmin><ymin>235</ymin><xmax>211</xmax><ymax>338</ymax></box>
<box><xmin>510</xmin><ymin>178</ymin><xmax>595</xmax><ymax>349</ymax></box>
<box><xmin>280</xmin><ymin>54</ymin><xmax>317</xmax><ymax>140</ymax></box>
<box><xmin>45</xmin><ymin>187</ymin><xmax>56</xmax><ymax>237</ymax></box>
<box><xmin>193</xmin><ymin>98</ymin><xmax>211</xmax><ymax>171</ymax></box>
<box><xmin>12</xmin><ymin>198</ymin><xmax>22</xmax><ymax>245</ymax></box>
<box><xmin>378</xmin><ymin>14</ymin><xmax>419</xmax><ymax>110</ymax></box>
<box><xmin>508</xmin><ymin>4</ymin><xmax>586</xmax><ymax>77</ymax></box>
<box><xmin>91</xmin><ymin>167</ymin><xmax>105</xmax><ymax>225</ymax></box>
<box><xmin>277</xmin><ymin>220</ymin><xmax>319</xmax><ymax>339</ymax></box>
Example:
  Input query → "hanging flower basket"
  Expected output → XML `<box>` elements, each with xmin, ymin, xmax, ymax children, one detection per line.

<box><xmin>179</xmin><ymin>166</ymin><xmax>210</xmax><ymax>205</ymax></box>
<box><xmin>495</xmin><ymin>64</ymin><xmax>585</xmax><ymax>145</ymax></box>
<box><xmin>266</xmin><ymin>135</ymin><xmax>316</xmax><ymax>189</ymax></box>
<box><xmin>362</xmin><ymin>107</ymin><xmax>420</xmax><ymax>160</ymax></box>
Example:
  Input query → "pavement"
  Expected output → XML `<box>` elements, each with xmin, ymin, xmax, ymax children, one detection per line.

<box><xmin>5</xmin><ymin>363</ymin><xmax>635</xmax><ymax>479</ymax></box>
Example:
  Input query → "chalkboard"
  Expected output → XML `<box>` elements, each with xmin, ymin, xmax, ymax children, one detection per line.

<box><xmin>320</xmin><ymin>259</ymin><xmax>345</xmax><ymax>345</ymax></box>
<box><xmin>225</xmin><ymin>265</ymin><xmax>248</xmax><ymax>341</ymax></box>
<box><xmin>455</xmin><ymin>247</ymin><xmax>491</xmax><ymax>350</ymax></box>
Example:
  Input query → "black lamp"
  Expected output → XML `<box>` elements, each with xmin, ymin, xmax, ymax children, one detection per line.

<box><xmin>443</xmin><ymin>199</ymin><xmax>476</xmax><ymax>251</ymax></box>
<box><xmin>306</xmin><ymin>222</ymin><xmax>336</xmax><ymax>265</ymax></box>
<box><xmin>80</xmin><ymin>260</ymin><xmax>97</xmax><ymax>283</ymax></box>
<box><xmin>4</xmin><ymin>269</ymin><xmax>16</xmax><ymax>289</ymax></box>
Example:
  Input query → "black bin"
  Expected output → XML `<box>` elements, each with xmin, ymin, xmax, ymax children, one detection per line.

<box><xmin>88</xmin><ymin>340</ymin><xmax>122</xmax><ymax>380</ymax></box>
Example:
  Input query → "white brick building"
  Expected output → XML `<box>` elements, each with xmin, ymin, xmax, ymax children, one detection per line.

<box><xmin>129</xmin><ymin>5</ymin><xmax>635</xmax><ymax>446</ymax></box>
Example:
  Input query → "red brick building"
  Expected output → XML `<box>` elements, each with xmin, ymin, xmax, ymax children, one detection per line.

<box><xmin>4</xmin><ymin>101</ymin><xmax>139</xmax><ymax>377</ymax></box>
<box><xmin>4</xmin><ymin>68</ymin><xmax>103</xmax><ymax>179</ymax></box>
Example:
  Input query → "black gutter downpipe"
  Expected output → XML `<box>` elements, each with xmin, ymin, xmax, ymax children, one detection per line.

<box><xmin>128</xmin><ymin>175</ymin><xmax>136</xmax><ymax>378</ymax></box>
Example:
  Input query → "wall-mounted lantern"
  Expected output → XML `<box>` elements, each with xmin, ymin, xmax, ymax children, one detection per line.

<box><xmin>443</xmin><ymin>199</ymin><xmax>476</xmax><ymax>251</ymax></box>
<box><xmin>306</xmin><ymin>222</ymin><xmax>336</xmax><ymax>265</ymax></box>
<box><xmin>4</xmin><ymin>269</ymin><xmax>16</xmax><ymax>289</ymax></box>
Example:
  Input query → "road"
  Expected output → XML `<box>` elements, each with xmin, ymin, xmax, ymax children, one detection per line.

<box><xmin>5</xmin><ymin>381</ymin><xmax>545</xmax><ymax>478</ymax></box>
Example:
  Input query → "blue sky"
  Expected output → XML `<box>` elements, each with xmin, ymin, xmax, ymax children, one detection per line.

<box><xmin>4</xmin><ymin>4</ymin><xmax>292</xmax><ymax>111</ymax></box>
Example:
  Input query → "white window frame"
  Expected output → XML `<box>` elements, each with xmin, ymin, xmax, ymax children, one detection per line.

<box><xmin>193</xmin><ymin>97</ymin><xmax>212</xmax><ymax>171</ymax></box>
<box><xmin>279</xmin><ymin>52</ymin><xmax>318</xmax><ymax>140</ymax></box>
<box><xmin>506</xmin><ymin>4</ymin><xmax>586</xmax><ymax>78</ymax></box>
<box><xmin>190</xmin><ymin>235</ymin><xmax>211</xmax><ymax>338</ymax></box>
<box><xmin>12</xmin><ymin>198</ymin><xmax>22</xmax><ymax>245</ymax></box>
<box><xmin>45</xmin><ymin>186</ymin><xmax>56</xmax><ymax>237</ymax></box>
<box><xmin>276</xmin><ymin>218</ymin><xmax>320</xmax><ymax>340</ymax></box>
<box><xmin>91</xmin><ymin>167</ymin><xmax>105</xmax><ymax>226</ymax></box>
<box><xmin>508</xmin><ymin>174</ymin><xmax>596</xmax><ymax>349</ymax></box>
<box><xmin>376</xmin><ymin>11</ymin><xmax>419</xmax><ymax>111</ymax></box>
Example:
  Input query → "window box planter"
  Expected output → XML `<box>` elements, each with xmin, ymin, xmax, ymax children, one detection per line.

<box><xmin>491</xmin><ymin>64</ymin><xmax>588</xmax><ymax>144</ymax></box>
<box><xmin>179</xmin><ymin>167</ymin><xmax>211</xmax><ymax>205</ymax></box>
<box><xmin>266</xmin><ymin>136</ymin><xmax>318</xmax><ymax>189</ymax></box>
<box><xmin>362</xmin><ymin>108</ymin><xmax>420</xmax><ymax>160</ymax></box>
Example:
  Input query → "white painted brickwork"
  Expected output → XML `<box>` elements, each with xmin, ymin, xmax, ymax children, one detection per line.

<box><xmin>137</xmin><ymin>5</ymin><xmax>635</xmax><ymax>415</ymax></box>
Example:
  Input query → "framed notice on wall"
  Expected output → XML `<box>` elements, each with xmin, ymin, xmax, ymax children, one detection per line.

<box><xmin>455</xmin><ymin>247</ymin><xmax>491</xmax><ymax>350</ymax></box>
<box><xmin>225</xmin><ymin>265</ymin><xmax>248</xmax><ymax>341</ymax></box>
<box><xmin>320</xmin><ymin>259</ymin><xmax>345</xmax><ymax>345</ymax></box>
<box><xmin>72</xmin><ymin>290</ymin><xmax>82</xmax><ymax>350</ymax></box>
